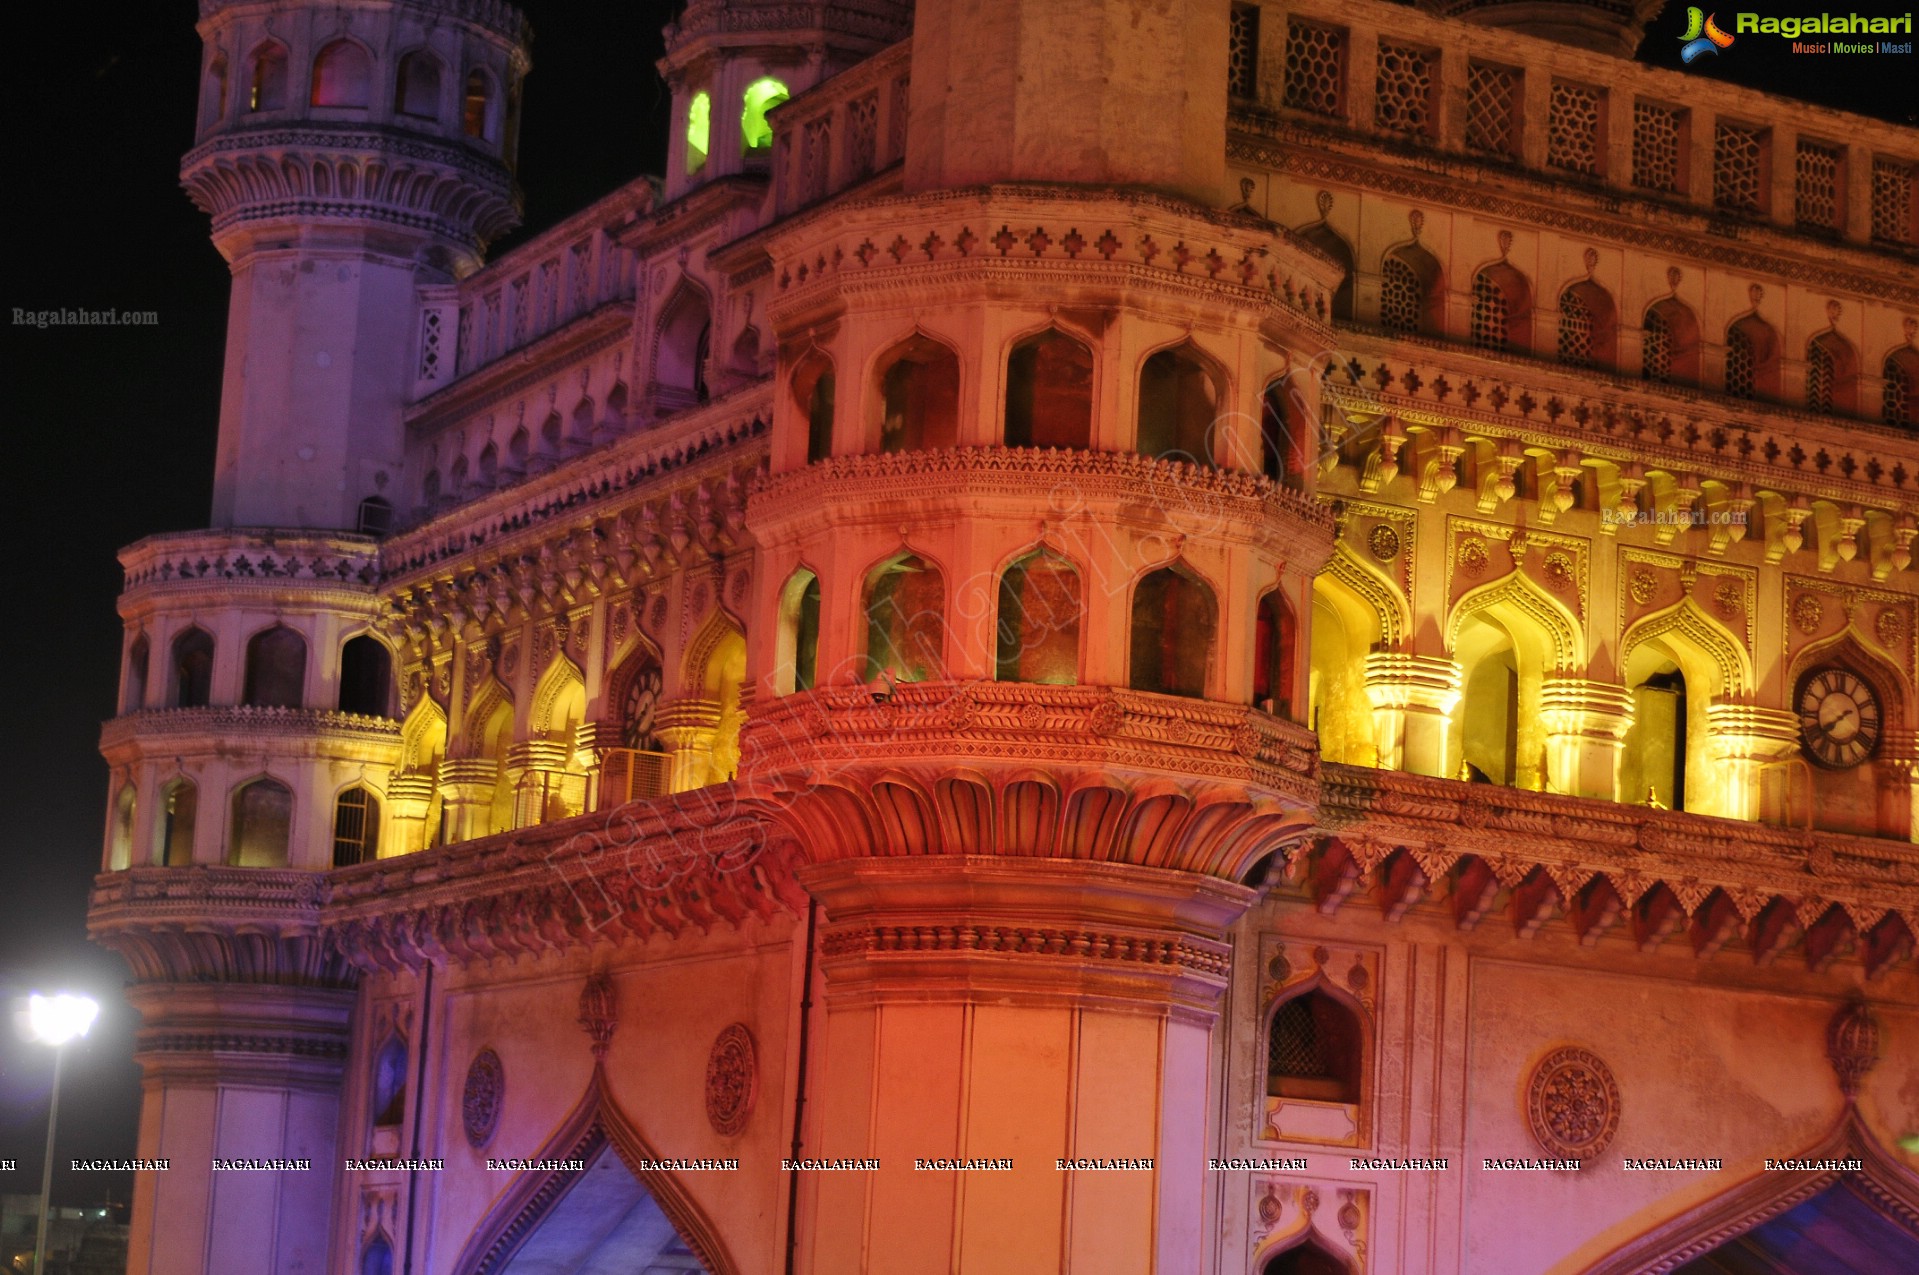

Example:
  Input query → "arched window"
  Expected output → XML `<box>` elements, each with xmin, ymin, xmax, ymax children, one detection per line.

<box><xmin>463</xmin><ymin>69</ymin><xmax>495</xmax><ymax>140</ymax></box>
<box><xmin>686</xmin><ymin>90</ymin><xmax>711</xmax><ymax>173</ymax></box>
<box><xmin>792</xmin><ymin>355</ymin><xmax>835</xmax><ymax>462</ymax></box>
<box><xmin>996</xmin><ymin>551</ymin><xmax>1081</xmax><ymax>685</ymax></box>
<box><xmin>1805</xmin><ymin>330</ymin><xmax>1857</xmax><ymax>414</ymax></box>
<box><xmin>360</xmin><ymin>1235</ymin><xmax>395</xmax><ymax>1275</ymax></box>
<box><xmin>1642</xmin><ymin>298</ymin><xmax>1701</xmax><ymax>384</ymax></box>
<box><xmin>110</xmin><ymin>784</ymin><xmax>137</xmax><ymax>871</ymax></box>
<box><xmin>202</xmin><ymin>55</ymin><xmax>228</xmax><ymax>128</ymax></box>
<box><xmin>1254</xmin><ymin>590</ymin><xmax>1296</xmax><ymax>717</ymax></box>
<box><xmin>229</xmin><ymin>778</ymin><xmax>293</xmax><ymax>867</ymax></box>
<box><xmin>875</xmin><ymin>335</ymin><xmax>961</xmax><ymax>452</ymax></box>
<box><xmin>1458</xmin><ymin>617</ymin><xmax>1519</xmax><ymax>785</ymax></box>
<box><xmin>1556</xmin><ymin>280</ymin><xmax>1616</xmax><ymax>369</ymax></box>
<box><xmin>1724</xmin><ymin>315</ymin><xmax>1780</xmax><ymax>400</ymax></box>
<box><xmin>1261</xmin><ymin>377</ymin><xmax>1313</xmax><ymax>484</ymax></box>
<box><xmin>1130</xmin><ymin>564</ymin><xmax>1216</xmax><ymax>698</ymax></box>
<box><xmin>248</xmin><ymin>42</ymin><xmax>288</xmax><ymax>112</ymax></box>
<box><xmin>1886</xmin><ymin>348</ymin><xmax>1919</xmax><ymax>427</ymax></box>
<box><xmin>124</xmin><ymin>634</ymin><xmax>150</xmax><ymax>714</ymax></box>
<box><xmin>171</xmin><ymin>628</ymin><xmax>215</xmax><ymax>708</ymax></box>
<box><xmin>539</xmin><ymin>412</ymin><xmax>563</xmax><ymax>459</ymax></box>
<box><xmin>1470</xmin><ymin>263</ymin><xmax>1531</xmax><ymax>352</ymax></box>
<box><xmin>477</xmin><ymin>442</ymin><xmax>499</xmax><ymax>486</ymax></box>
<box><xmin>244</xmin><ymin>626</ymin><xmax>307</xmax><ymax>709</ymax></box>
<box><xmin>508</xmin><ymin>426</ymin><xmax>531</xmax><ymax>471</ymax></box>
<box><xmin>333</xmin><ymin>788</ymin><xmax>380</xmax><ymax>867</ymax></box>
<box><xmin>371</xmin><ymin>1035</ymin><xmax>408</xmax><ymax>1129</ymax></box>
<box><xmin>656</xmin><ymin>283</ymin><xmax>712</xmax><ymax>409</ymax></box>
<box><xmin>356</xmin><ymin>496</ymin><xmax>393</xmax><ymax>536</ymax></box>
<box><xmin>1137</xmin><ymin>345</ymin><xmax>1220</xmax><ymax>464</ymax></box>
<box><xmin>159</xmin><ymin>778</ymin><xmax>197</xmax><ymax>867</ymax></box>
<box><xmin>1264</xmin><ymin>1240</ymin><xmax>1351</xmax><ymax>1275</ymax></box>
<box><xmin>422</xmin><ymin>468</ymin><xmax>443</xmax><ymax>507</ymax></box>
<box><xmin>394</xmin><ymin>51</ymin><xmax>441</xmax><ymax>119</ymax></box>
<box><xmin>777</xmin><ymin>569</ymin><xmax>823</xmax><ymax>694</ymax></box>
<box><xmin>865</xmin><ymin>554</ymin><xmax>946</xmax><ymax>684</ymax></box>
<box><xmin>310</xmin><ymin>41</ymin><xmax>373</xmax><ymax>109</ymax></box>
<box><xmin>1299</xmin><ymin>224</ymin><xmax>1356</xmax><ymax>321</ymax></box>
<box><xmin>1266</xmin><ymin>989</ymin><xmax>1362</xmax><ymax>1102</ymax></box>
<box><xmin>1624</xmin><ymin>666</ymin><xmax>1687</xmax><ymax>810</ymax></box>
<box><xmin>1378</xmin><ymin>244</ymin><xmax>1442</xmax><ymax>335</ymax></box>
<box><xmin>741</xmin><ymin>77</ymin><xmax>789</xmax><ymax>153</ymax></box>
<box><xmin>1005</xmin><ymin>330</ymin><xmax>1094</xmax><ymax>449</ymax></box>
<box><xmin>605</xmin><ymin>382</ymin><xmax>629</xmax><ymax>432</ymax></box>
<box><xmin>339</xmin><ymin>635</ymin><xmax>393</xmax><ymax>717</ymax></box>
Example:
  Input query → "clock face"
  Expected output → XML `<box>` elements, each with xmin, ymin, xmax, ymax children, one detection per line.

<box><xmin>622</xmin><ymin>665</ymin><xmax>661</xmax><ymax>751</ymax></box>
<box><xmin>1797</xmin><ymin>666</ymin><xmax>1881</xmax><ymax>770</ymax></box>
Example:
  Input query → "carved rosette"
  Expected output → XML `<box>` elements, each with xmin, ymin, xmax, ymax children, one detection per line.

<box><xmin>578</xmin><ymin>973</ymin><xmax>618</xmax><ymax>1061</ymax></box>
<box><xmin>1525</xmin><ymin>1046</ymin><xmax>1621</xmax><ymax>1161</ymax></box>
<box><xmin>463</xmin><ymin>1048</ymin><xmax>505</xmax><ymax>1147</ymax></box>
<box><xmin>1826</xmin><ymin>999</ymin><xmax>1880</xmax><ymax>1101</ymax></box>
<box><xmin>704</xmin><ymin>1024</ymin><xmax>758</xmax><ymax>1137</ymax></box>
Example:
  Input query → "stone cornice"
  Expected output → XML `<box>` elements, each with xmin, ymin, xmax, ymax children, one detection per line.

<box><xmin>90</xmin><ymin>867</ymin><xmax>354</xmax><ymax>986</ymax></box>
<box><xmin>1312</xmin><ymin>763</ymin><xmax>1919</xmax><ymax>973</ymax></box>
<box><xmin>101</xmin><ymin>706</ymin><xmax>402</xmax><ymax>755</ymax></box>
<box><xmin>120</xmin><ymin>529</ymin><xmax>380</xmax><ymax>594</ymax></box>
<box><xmin>1227</xmin><ymin>131</ymin><xmax>1919</xmax><ymax>307</ymax></box>
<box><xmin>403</xmin><ymin>301</ymin><xmax>635</xmax><ymax>429</ymax></box>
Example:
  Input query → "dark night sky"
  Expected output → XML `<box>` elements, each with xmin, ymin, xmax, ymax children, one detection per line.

<box><xmin>1</xmin><ymin>0</ymin><xmax>1908</xmax><ymax>1211</ymax></box>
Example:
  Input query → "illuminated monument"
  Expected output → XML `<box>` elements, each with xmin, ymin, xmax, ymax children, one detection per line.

<box><xmin>90</xmin><ymin>0</ymin><xmax>1917</xmax><ymax>1270</ymax></box>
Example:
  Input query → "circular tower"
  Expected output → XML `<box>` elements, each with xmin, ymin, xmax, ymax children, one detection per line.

<box><xmin>91</xmin><ymin>5</ymin><xmax>530</xmax><ymax>1272</ymax></box>
<box><xmin>738</xmin><ymin>1</ymin><xmax>1342</xmax><ymax>1263</ymax></box>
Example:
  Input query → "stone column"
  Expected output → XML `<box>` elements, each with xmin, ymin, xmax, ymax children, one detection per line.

<box><xmin>383</xmin><ymin>773</ymin><xmax>435</xmax><ymax>857</ymax></box>
<box><xmin>1363</xmin><ymin>653</ymin><xmax>1463</xmax><ymax>778</ymax></box>
<box><xmin>794</xmin><ymin>857</ymin><xmax>1251</xmax><ymax>1274</ymax></box>
<box><xmin>656</xmin><ymin>697</ymin><xmax>722</xmax><ymax>793</ymax></box>
<box><xmin>1705</xmin><ymin>703</ymin><xmax>1801</xmax><ymax>822</ymax></box>
<box><xmin>436</xmin><ymin>757</ymin><xmax>499</xmax><ymax>843</ymax></box>
<box><xmin>1539</xmin><ymin>677</ymin><xmax>1636</xmax><ymax>800</ymax></box>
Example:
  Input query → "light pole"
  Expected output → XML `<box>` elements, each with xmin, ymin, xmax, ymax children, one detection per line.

<box><xmin>26</xmin><ymin>993</ymin><xmax>99</xmax><ymax>1275</ymax></box>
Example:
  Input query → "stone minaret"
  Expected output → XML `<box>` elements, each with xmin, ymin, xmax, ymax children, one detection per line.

<box><xmin>740</xmin><ymin>1</ymin><xmax>1340</xmax><ymax>1265</ymax></box>
<box><xmin>91</xmin><ymin>4</ymin><xmax>529</xmax><ymax>1272</ymax></box>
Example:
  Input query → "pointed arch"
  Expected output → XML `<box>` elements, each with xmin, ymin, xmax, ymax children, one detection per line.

<box><xmin>1136</xmin><ymin>340</ymin><xmax>1225</xmax><ymax>464</ymax></box>
<box><xmin>791</xmin><ymin>347</ymin><xmax>835</xmax><ymax>462</ymax></box>
<box><xmin>871</xmin><ymin>329</ymin><xmax>961</xmax><ymax>453</ymax></box>
<box><xmin>605</xmin><ymin>639</ymin><xmax>665</xmax><ymax>746</ymax></box>
<box><xmin>1470</xmin><ymin>260</ymin><xmax>1532</xmax><ymax>352</ymax></box>
<box><xmin>684</xmin><ymin>610</ymin><xmax>747</xmax><ymax>696</ymax></box>
<box><xmin>463</xmin><ymin>68</ymin><xmax>498</xmax><ymax>141</ymax></box>
<box><xmin>171</xmin><ymin>627</ymin><xmax>216</xmax><ymax>708</ymax></box>
<box><xmin>394</xmin><ymin>49</ymin><xmax>443</xmax><ymax>120</ymax></box>
<box><xmin>1805</xmin><ymin>327</ymin><xmax>1858</xmax><ymax>414</ymax></box>
<box><xmin>247</xmin><ymin>40</ymin><xmax>288</xmax><ymax>112</ymax></box>
<box><xmin>244</xmin><ymin>624</ymin><xmax>307</xmax><ymax>708</ymax></box>
<box><xmin>1643</xmin><ymin>296</ymin><xmax>1701</xmax><ymax>384</ymax></box>
<box><xmin>1788</xmin><ymin>628</ymin><xmax>1913</xmax><ymax>730</ymax></box>
<box><xmin>530</xmin><ymin>657</ymin><xmax>587</xmax><ymax>741</ymax></box>
<box><xmin>1004</xmin><ymin>326</ymin><xmax>1095</xmax><ymax>449</ymax></box>
<box><xmin>311</xmin><ymin>39</ymin><xmax>373</xmax><ymax>109</ymax></box>
<box><xmin>1298</xmin><ymin>222</ymin><xmax>1355</xmax><ymax>322</ymax></box>
<box><xmin>1557</xmin><ymin>277</ymin><xmax>1617</xmax><ymax>370</ymax></box>
<box><xmin>654</xmin><ymin>278</ymin><xmax>713</xmax><ymax>409</ymax></box>
<box><xmin>400</xmin><ymin>694</ymin><xmax>449</xmax><ymax>774</ymax></box>
<box><xmin>1620</xmin><ymin>599</ymin><xmax>1753</xmax><ymax>698</ymax></box>
<box><xmin>1129</xmin><ymin>560</ymin><xmax>1217</xmax><ymax>697</ymax></box>
<box><xmin>1378</xmin><ymin>240</ymin><xmax>1443</xmax><ymax>336</ymax></box>
<box><xmin>864</xmin><ymin>551</ymin><xmax>947</xmax><ymax>683</ymax></box>
<box><xmin>1882</xmin><ymin>345</ymin><xmax>1919</xmax><ymax>427</ymax></box>
<box><xmin>1725</xmin><ymin>312</ymin><xmax>1781</xmax><ymax>400</ymax></box>
<box><xmin>464</xmin><ymin>679</ymin><xmax>516</xmax><ymax>755</ymax></box>
<box><xmin>1320</xmin><ymin>543</ymin><xmax>1410</xmax><ymax>650</ymax></box>
<box><xmin>1580</xmin><ymin>1112</ymin><xmax>1919</xmax><ymax>1274</ymax></box>
<box><xmin>228</xmin><ymin>775</ymin><xmax>293</xmax><ymax>867</ymax></box>
<box><xmin>774</xmin><ymin>566</ymin><xmax>823</xmax><ymax>695</ymax></box>
<box><xmin>996</xmin><ymin>547</ymin><xmax>1082</xmax><ymax>685</ymax></box>
<box><xmin>1447</xmin><ymin>570</ymin><xmax>1583</xmax><ymax>671</ymax></box>
<box><xmin>450</xmin><ymin>1071</ymin><xmax>740</xmax><ymax>1275</ymax></box>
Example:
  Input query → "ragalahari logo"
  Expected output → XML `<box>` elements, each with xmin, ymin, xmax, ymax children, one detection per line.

<box><xmin>1680</xmin><ymin>7</ymin><xmax>1737</xmax><ymax>61</ymax></box>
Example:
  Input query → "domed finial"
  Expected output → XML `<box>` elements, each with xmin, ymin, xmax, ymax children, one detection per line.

<box><xmin>1826</xmin><ymin>998</ymin><xmax>1879</xmax><ymax>1102</ymax></box>
<box><xmin>1415</xmin><ymin>0</ymin><xmax>1666</xmax><ymax>57</ymax></box>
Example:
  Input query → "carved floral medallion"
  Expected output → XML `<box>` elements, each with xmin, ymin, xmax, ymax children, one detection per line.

<box><xmin>462</xmin><ymin>1048</ymin><xmax>504</xmax><ymax>1148</ymax></box>
<box><xmin>705</xmin><ymin>1023</ymin><xmax>757</xmax><ymax>1137</ymax></box>
<box><xmin>1525</xmin><ymin>1045</ymin><xmax>1620</xmax><ymax>1160</ymax></box>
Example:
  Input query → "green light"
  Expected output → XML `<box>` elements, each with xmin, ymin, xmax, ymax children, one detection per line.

<box><xmin>686</xmin><ymin>91</ymin><xmax>710</xmax><ymax>172</ymax></box>
<box><xmin>741</xmin><ymin>77</ymin><xmax>788</xmax><ymax>152</ymax></box>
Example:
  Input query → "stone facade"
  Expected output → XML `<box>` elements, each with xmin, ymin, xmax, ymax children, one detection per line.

<box><xmin>89</xmin><ymin>0</ymin><xmax>1917</xmax><ymax>1272</ymax></box>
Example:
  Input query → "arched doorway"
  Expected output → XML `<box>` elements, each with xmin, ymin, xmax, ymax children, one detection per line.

<box><xmin>494</xmin><ymin>1144</ymin><xmax>701</xmax><ymax>1273</ymax></box>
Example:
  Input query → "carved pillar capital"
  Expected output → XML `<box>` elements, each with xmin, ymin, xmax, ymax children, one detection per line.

<box><xmin>1364</xmin><ymin>653</ymin><xmax>1462</xmax><ymax>777</ymax></box>
<box><xmin>1540</xmin><ymin>677</ymin><xmax>1636</xmax><ymax>800</ymax></box>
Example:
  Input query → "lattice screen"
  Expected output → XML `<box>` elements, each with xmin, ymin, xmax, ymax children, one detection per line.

<box><xmin>1713</xmin><ymin>123</ymin><xmax>1765</xmax><ymax>214</ymax></box>
<box><xmin>1886</xmin><ymin>356</ymin><xmax>1917</xmax><ymax>427</ymax></box>
<box><xmin>889</xmin><ymin>77</ymin><xmax>909</xmax><ymax>157</ymax></box>
<box><xmin>1283</xmin><ymin>20</ymin><xmax>1344</xmax><ymax>117</ymax></box>
<box><xmin>1547</xmin><ymin>81</ymin><xmax>1601</xmax><ymax>177</ymax></box>
<box><xmin>1269</xmin><ymin>998</ymin><xmax>1331</xmax><ymax>1078</ymax></box>
<box><xmin>802</xmin><ymin>118</ymin><xmax>832</xmax><ymax>203</ymax></box>
<box><xmin>1471</xmin><ymin>272</ymin><xmax>1509</xmax><ymax>350</ymax></box>
<box><xmin>1229</xmin><ymin>4</ymin><xmax>1259</xmax><ymax>99</ymax></box>
<box><xmin>1873</xmin><ymin>158</ymin><xmax>1916</xmax><ymax>243</ymax></box>
<box><xmin>1466</xmin><ymin>63</ymin><xmax>1517</xmax><ymax>156</ymax></box>
<box><xmin>1558</xmin><ymin>289</ymin><xmax>1593</xmax><ymax>367</ymax></box>
<box><xmin>1795</xmin><ymin>140</ymin><xmax>1841</xmax><ymax>229</ymax></box>
<box><xmin>1632</xmin><ymin>102</ymin><xmax>1682</xmax><ymax>194</ymax></box>
<box><xmin>1806</xmin><ymin>339</ymin><xmax>1835</xmax><ymax>412</ymax></box>
<box><xmin>1725</xmin><ymin>324</ymin><xmax>1757</xmax><ymax>399</ymax></box>
<box><xmin>1375</xmin><ymin>42</ymin><xmax>1435</xmax><ymax>136</ymax></box>
<box><xmin>1380</xmin><ymin>256</ymin><xmax>1422</xmax><ymax>334</ymax></box>
<box><xmin>1642</xmin><ymin>308</ymin><xmax>1672</xmax><ymax>382</ymax></box>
